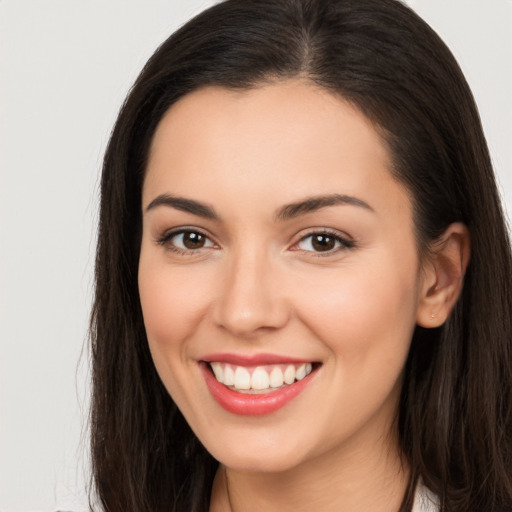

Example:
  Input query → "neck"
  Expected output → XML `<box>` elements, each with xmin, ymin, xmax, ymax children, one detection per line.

<box><xmin>210</xmin><ymin>431</ymin><xmax>409</xmax><ymax>512</ymax></box>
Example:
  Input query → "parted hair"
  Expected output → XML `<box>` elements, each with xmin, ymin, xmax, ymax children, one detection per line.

<box><xmin>90</xmin><ymin>0</ymin><xmax>512</xmax><ymax>510</ymax></box>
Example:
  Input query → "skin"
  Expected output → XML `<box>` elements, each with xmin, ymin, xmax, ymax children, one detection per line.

<box><xmin>138</xmin><ymin>80</ymin><xmax>469</xmax><ymax>511</ymax></box>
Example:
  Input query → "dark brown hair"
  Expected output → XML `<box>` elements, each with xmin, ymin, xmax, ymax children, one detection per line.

<box><xmin>90</xmin><ymin>0</ymin><xmax>512</xmax><ymax>510</ymax></box>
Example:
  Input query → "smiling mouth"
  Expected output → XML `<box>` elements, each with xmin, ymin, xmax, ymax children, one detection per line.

<box><xmin>200</xmin><ymin>358</ymin><xmax>321</xmax><ymax>415</ymax></box>
<box><xmin>206</xmin><ymin>362</ymin><xmax>317</xmax><ymax>394</ymax></box>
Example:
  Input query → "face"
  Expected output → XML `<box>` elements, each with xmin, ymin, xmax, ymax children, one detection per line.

<box><xmin>138</xmin><ymin>81</ymin><xmax>428</xmax><ymax>473</ymax></box>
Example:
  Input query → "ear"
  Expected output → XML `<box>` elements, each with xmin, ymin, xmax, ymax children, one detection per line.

<box><xmin>416</xmin><ymin>222</ymin><xmax>470</xmax><ymax>328</ymax></box>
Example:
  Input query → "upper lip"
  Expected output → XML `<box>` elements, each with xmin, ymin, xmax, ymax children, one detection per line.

<box><xmin>200</xmin><ymin>353</ymin><xmax>316</xmax><ymax>366</ymax></box>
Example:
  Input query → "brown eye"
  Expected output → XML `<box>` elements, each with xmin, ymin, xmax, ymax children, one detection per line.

<box><xmin>161</xmin><ymin>230</ymin><xmax>215</xmax><ymax>252</ymax></box>
<box><xmin>296</xmin><ymin>231</ymin><xmax>353</xmax><ymax>254</ymax></box>
<box><xmin>182</xmin><ymin>231</ymin><xmax>206</xmax><ymax>249</ymax></box>
<box><xmin>311</xmin><ymin>234</ymin><xmax>336</xmax><ymax>251</ymax></box>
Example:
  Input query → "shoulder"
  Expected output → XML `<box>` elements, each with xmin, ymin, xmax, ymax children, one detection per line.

<box><xmin>412</xmin><ymin>481</ymin><xmax>440</xmax><ymax>512</ymax></box>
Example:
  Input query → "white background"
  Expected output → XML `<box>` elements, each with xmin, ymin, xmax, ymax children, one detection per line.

<box><xmin>0</xmin><ymin>1</ymin><xmax>510</xmax><ymax>510</ymax></box>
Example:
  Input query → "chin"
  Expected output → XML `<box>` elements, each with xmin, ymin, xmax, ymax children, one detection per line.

<box><xmin>198</xmin><ymin>427</ymin><xmax>314</xmax><ymax>473</ymax></box>
<box><xmin>216</xmin><ymin>450</ymin><xmax>306</xmax><ymax>474</ymax></box>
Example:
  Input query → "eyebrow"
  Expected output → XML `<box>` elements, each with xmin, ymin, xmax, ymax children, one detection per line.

<box><xmin>145</xmin><ymin>192</ymin><xmax>374</xmax><ymax>221</ymax></box>
<box><xmin>145</xmin><ymin>194</ymin><xmax>219</xmax><ymax>219</ymax></box>
<box><xmin>274</xmin><ymin>194</ymin><xmax>374</xmax><ymax>221</ymax></box>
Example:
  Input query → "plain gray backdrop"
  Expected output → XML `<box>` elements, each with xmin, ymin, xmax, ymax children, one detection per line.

<box><xmin>1</xmin><ymin>1</ymin><xmax>511</xmax><ymax>510</ymax></box>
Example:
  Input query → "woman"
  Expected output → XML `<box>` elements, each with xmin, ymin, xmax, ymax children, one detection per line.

<box><xmin>90</xmin><ymin>0</ymin><xmax>512</xmax><ymax>510</ymax></box>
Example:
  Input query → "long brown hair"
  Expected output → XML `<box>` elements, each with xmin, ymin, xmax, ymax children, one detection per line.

<box><xmin>90</xmin><ymin>1</ymin><xmax>512</xmax><ymax>510</ymax></box>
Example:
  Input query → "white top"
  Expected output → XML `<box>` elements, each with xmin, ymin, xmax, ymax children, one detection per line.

<box><xmin>412</xmin><ymin>482</ymin><xmax>440</xmax><ymax>512</ymax></box>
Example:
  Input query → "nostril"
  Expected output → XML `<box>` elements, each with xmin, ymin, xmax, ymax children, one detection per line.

<box><xmin>213</xmin><ymin>296</ymin><xmax>291</xmax><ymax>336</ymax></box>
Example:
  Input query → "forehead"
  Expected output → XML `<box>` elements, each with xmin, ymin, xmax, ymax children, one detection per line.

<box><xmin>143</xmin><ymin>80</ymin><xmax>409</xmax><ymax>221</ymax></box>
<box><xmin>148</xmin><ymin>81</ymin><xmax>389</xmax><ymax>167</ymax></box>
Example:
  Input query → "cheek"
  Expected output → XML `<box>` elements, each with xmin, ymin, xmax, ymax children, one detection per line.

<box><xmin>138</xmin><ymin>257</ymin><xmax>218</xmax><ymax>415</ymax></box>
<box><xmin>139</xmin><ymin>258</ymin><xmax>207</xmax><ymax>344</ymax></box>
<box><xmin>138</xmin><ymin>253</ymin><xmax>214</xmax><ymax>367</ymax></box>
<box><xmin>293</xmin><ymin>253</ymin><xmax>420</xmax><ymax>362</ymax></box>
<box><xmin>288</xmin><ymin>255</ymin><xmax>420</xmax><ymax>445</ymax></box>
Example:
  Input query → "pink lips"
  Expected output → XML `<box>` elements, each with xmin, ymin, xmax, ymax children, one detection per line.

<box><xmin>200</xmin><ymin>353</ymin><xmax>318</xmax><ymax>416</ymax></box>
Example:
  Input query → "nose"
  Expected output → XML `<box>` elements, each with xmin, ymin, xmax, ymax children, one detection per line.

<box><xmin>212</xmin><ymin>248</ymin><xmax>290</xmax><ymax>337</ymax></box>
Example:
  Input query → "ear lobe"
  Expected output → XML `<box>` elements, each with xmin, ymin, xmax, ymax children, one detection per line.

<box><xmin>416</xmin><ymin>222</ymin><xmax>470</xmax><ymax>328</ymax></box>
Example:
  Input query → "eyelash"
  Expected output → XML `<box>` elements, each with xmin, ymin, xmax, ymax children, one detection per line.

<box><xmin>157</xmin><ymin>228</ymin><xmax>216</xmax><ymax>256</ymax></box>
<box><xmin>292</xmin><ymin>229</ymin><xmax>355</xmax><ymax>256</ymax></box>
<box><xmin>156</xmin><ymin>228</ymin><xmax>355</xmax><ymax>256</ymax></box>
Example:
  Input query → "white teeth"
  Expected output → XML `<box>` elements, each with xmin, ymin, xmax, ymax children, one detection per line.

<box><xmin>284</xmin><ymin>364</ymin><xmax>295</xmax><ymax>385</ymax></box>
<box><xmin>234</xmin><ymin>366</ymin><xmax>251</xmax><ymax>390</ymax></box>
<box><xmin>210</xmin><ymin>362</ymin><xmax>315</xmax><ymax>391</ymax></box>
<box><xmin>251</xmin><ymin>367</ymin><xmax>270</xmax><ymax>390</ymax></box>
<box><xmin>210</xmin><ymin>362</ymin><xmax>224</xmax><ymax>383</ymax></box>
<box><xmin>295</xmin><ymin>363</ymin><xmax>306</xmax><ymax>380</ymax></box>
<box><xmin>223</xmin><ymin>365</ymin><xmax>235</xmax><ymax>386</ymax></box>
<box><xmin>269</xmin><ymin>367</ymin><xmax>284</xmax><ymax>388</ymax></box>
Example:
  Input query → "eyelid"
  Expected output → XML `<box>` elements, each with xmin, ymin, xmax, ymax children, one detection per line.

<box><xmin>154</xmin><ymin>226</ymin><xmax>355</xmax><ymax>256</ymax></box>
<box><xmin>289</xmin><ymin>228</ymin><xmax>355</xmax><ymax>255</ymax></box>
<box><xmin>156</xmin><ymin>226</ymin><xmax>218</xmax><ymax>253</ymax></box>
